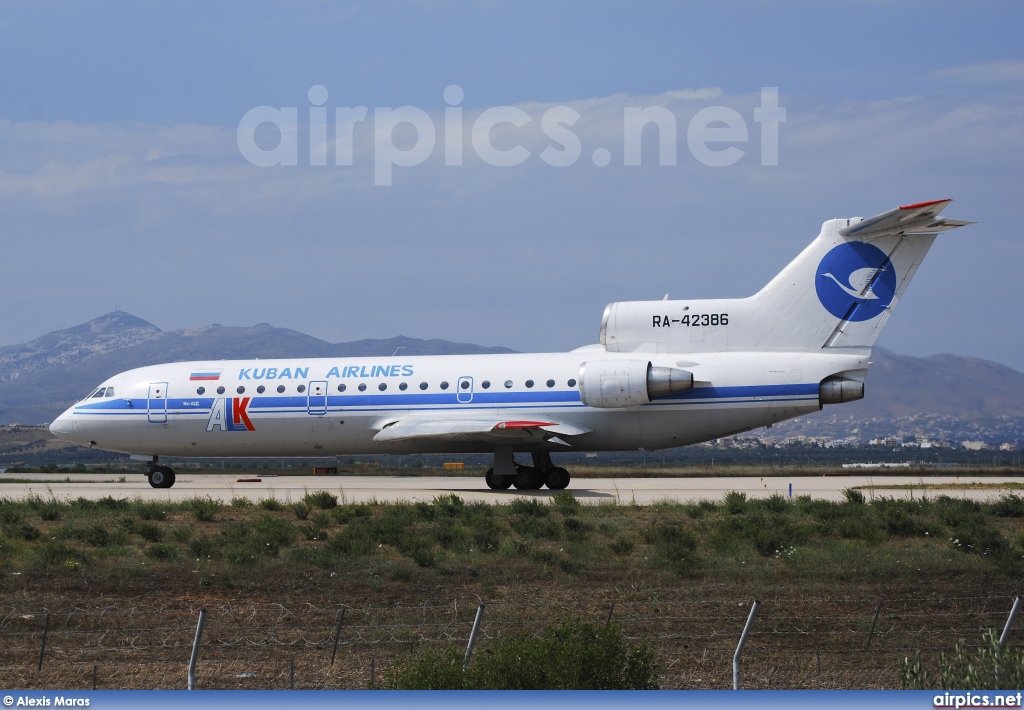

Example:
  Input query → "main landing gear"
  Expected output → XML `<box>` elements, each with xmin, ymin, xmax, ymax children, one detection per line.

<box><xmin>147</xmin><ymin>461</ymin><xmax>176</xmax><ymax>489</ymax></box>
<box><xmin>484</xmin><ymin>449</ymin><xmax>570</xmax><ymax>491</ymax></box>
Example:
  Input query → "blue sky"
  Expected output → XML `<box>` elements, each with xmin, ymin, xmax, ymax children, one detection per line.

<box><xmin>1</xmin><ymin>1</ymin><xmax>1022</xmax><ymax>369</ymax></box>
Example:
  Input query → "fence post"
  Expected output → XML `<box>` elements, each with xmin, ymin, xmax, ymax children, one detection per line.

<box><xmin>865</xmin><ymin>600</ymin><xmax>883</xmax><ymax>650</ymax></box>
<box><xmin>290</xmin><ymin>658</ymin><xmax>295</xmax><ymax>689</ymax></box>
<box><xmin>370</xmin><ymin>658</ymin><xmax>375</xmax><ymax>687</ymax></box>
<box><xmin>92</xmin><ymin>665</ymin><xmax>97</xmax><ymax>690</ymax></box>
<box><xmin>733</xmin><ymin>600</ymin><xmax>759</xmax><ymax>690</ymax></box>
<box><xmin>996</xmin><ymin>596</ymin><xmax>1020</xmax><ymax>688</ymax></box>
<box><xmin>330</xmin><ymin>608</ymin><xmax>346</xmax><ymax>666</ymax></box>
<box><xmin>187</xmin><ymin>609</ymin><xmax>207</xmax><ymax>690</ymax></box>
<box><xmin>464</xmin><ymin>604</ymin><xmax>485</xmax><ymax>669</ymax></box>
<box><xmin>999</xmin><ymin>596</ymin><xmax>1020</xmax><ymax>650</ymax></box>
<box><xmin>606</xmin><ymin>602</ymin><xmax>616</xmax><ymax>627</ymax></box>
<box><xmin>37</xmin><ymin>613</ymin><xmax>50</xmax><ymax>672</ymax></box>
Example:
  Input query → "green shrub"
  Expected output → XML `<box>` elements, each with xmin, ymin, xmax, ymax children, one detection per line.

<box><xmin>724</xmin><ymin>491</ymin><xmax>747</xmax><ymax>515</ymax></box>
<box><xmin>901</xmin><ymin>629</ymin><xmax>1024</xmax><ymax>689</ymax></box>
<box><xmin>326</xmin><ymin>523</ymin><xmax>375</xmax><ymax>556</ymax></box>
<box><xmin>643</xmin><ymin>520</ymin><xmax>698</xmax><ymax>574</ymax></box>
<box><xmin>510</xmin><ymin>498</ymin><xmax>549</xmax><ymax>518</ymax></box>
<box><xmin>258</xmin><ymin>498</ymin><xmax>285</xmax><ymax>511</ymax></box>
<box><xmin>82</xmin><ymin>525</ymin><xmax>110</xmax><ymax>547</ymax></box>
<box><xmin>552</xmin><ymin>491</ymin><xmax>581</xmax><ymax>515</ymax></box>
<box><xmin>843</xmin><ymin>488</ymin><xmax>866</xmax><ymax>505</ymax></box>
<box><xmin>144</xmin><ymin>543</ymin><xmax>181</xmax><ymax>561</ymax></box>
<box><xmin>991</xmin><ymin>495</ymin><xmax>1024</xmax><ymax>518</ymax></box>
<box><xmin>302</xmin><ymin>491</ymin><xmax>338</xmax><ymax>510</ymax></box>
<box><xmin>134</xmin><ymin>502</ymin><xmax>166</xmax><ymax>521</ymax></box>
<box><xmin>469</xmin><ymin>518</ymin><xmax>503</xmax><ymax>552</ymax></box>
<box><xmin>511</xmin><ymin>516</ymin><xmax>562</xmax><ymax>541</ymax></box>
<box><xmin>186</xmin><ymin>497</ymin><xmax>222</xmax><ymax>522</ymax></box>
<box><xmin>293</xmin><ymin>502</ymin><xmax>311</xmax><ymax>520</ymax></box>
<box><xmin>609</xmin><ymin>537</ymin><xmax>635</xmax><ymax>555</ymax></box>
<box><xmin>189</xmin><ymin>536</ymin><xmax>215</xmax><ymax>558</ymax></box>
<box><xmin>386</xmin><ymin>619</ymin><xmax>658</xmax><ymax>689</ymax></box>
<box><xmin>230</xmin><ymin>496</ymin><xmax>253</xmax><ymax>509</ymax></box>
<box><xmin>136</xmin><ymin>522</ymin><xmax>163</xmax><ymax>543</ymax></box>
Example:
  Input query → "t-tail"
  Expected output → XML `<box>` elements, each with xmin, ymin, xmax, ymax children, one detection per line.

<box><xmin>600</xmin><ymin>199</ymin><xmax>972</xmax><ymax>355</ymax></box>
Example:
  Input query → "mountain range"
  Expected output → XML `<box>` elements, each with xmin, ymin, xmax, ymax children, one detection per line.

<box><xmin>0</xmin><ymin>312</ymin><xmax>1021</xmax><ymax>433</ymax></box>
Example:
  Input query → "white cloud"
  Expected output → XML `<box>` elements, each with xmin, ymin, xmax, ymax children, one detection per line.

<box><xmin>932</xmin><ymin>60</ymin><xmax>1024</xmax><ymax>84</ymax></box>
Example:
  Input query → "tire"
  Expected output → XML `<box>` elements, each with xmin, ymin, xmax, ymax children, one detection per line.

<box><xmin>545</xmin><ymin>467</ymin><xmax>571</xmax><ymax>490</ymax></box>
<box><xmin>485</xmin><ymin>467</ymin><xmax>511</xmax><ymax>490</ymax></box>
<box><xmin>148</xmin><ymin>466</ymin><xmax>175</xmax><ymax>489</ymax></box>
<box><xmin>514</xmin><ymin>466</ymin><xmax>543</xmax><ymax>490</ymax></box>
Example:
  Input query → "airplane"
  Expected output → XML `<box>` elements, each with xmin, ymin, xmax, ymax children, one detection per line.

<box><xmin>48</xmin><ymin>199</ymin><xmax>971</xmax><ymax>489</ymax></box>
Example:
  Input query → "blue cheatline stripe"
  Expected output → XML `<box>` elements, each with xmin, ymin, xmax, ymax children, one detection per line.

<box><xmin>72</xmin><ymin>384</ymin><xmax>820</xmax><ymax>416</ymax></box>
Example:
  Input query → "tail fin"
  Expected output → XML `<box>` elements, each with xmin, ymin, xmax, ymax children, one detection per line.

<box><xmin>600</xmin><ymin>199</ymin><xmax>972</xmax><ymax>354</ymax></box>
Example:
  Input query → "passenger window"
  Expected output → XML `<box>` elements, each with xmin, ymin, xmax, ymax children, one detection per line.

<box><xmin>217</xmin><ymin>386</ymin><xmax>226</xmax><ymax>394</ymax></box>
<box><xmin>567</xmin><ymin>379</ymin><xmax>577</xmax><ymax>387</ymax></box>
<box><xmin>277</xmin><ymin>385</ymin><xmax>286</xmax><ymax>393</ymax></box>
<box><xmin>525</xmin><ymin>380</ymin><xmax>534</xmax><ymax>388</ymax></box>
<box><xmin>196</xmin><ymin>387</ymin><xmax>206</xmax><ymax>395</ymax></box>
<box><xmin>399</xmin><ymin>382</ymin><xmax>408</xmax><ymax>391</ymax></box>
<box><xmin>419</xmin><ymin>382</ymin><xmax>428</xmax><ymax>390</ymax></box>
<box><xmin>378</xmin><ymin>383</ymin><xmax>387</xmax><ymax>391</ymax></box>
<box><xmin>440</xmin><ymin>381</ymin><xmax>449</xmax><ymax>390</ymax></box>
<box><xmin>338</xmin><ymin>384</ymin><xmax>347</xmax><ymax>392</ymax></box>
<box><xmin>460</xmin><ymin>380</ymin><xmax>470</xmax><ymax>390</ymax></box>
<box><xmin>237</xmin><ymin>386</ymin><xmax>245</xmax><ymax>394</ymax></box>
<box><xmin>504</xmin><ymin>380</ymin><xmax>513</xmax><ymax>388</ymax></box>
<box><xmin>297</xmin><ymin>385</ymin><xmax>306</xmax><ymax>393</ymax></box>
<box><xmin>481</xmin><ymin>380</ymin><xmax>490</xmax><ymax>389</ymax></box>
<box><xmin>256</xmin><ymin>385</ymin><xmax>265</xmax><ymax>394</ymax></box>
<box><xmin>358</xmin><ymin>383</ymin><xmax>367</xmax><ymax>392</ymax></box>
<box><xmin>546</xmin><ymin>379</ymin><xmax>555</xmax><ymax>388</ymax></box>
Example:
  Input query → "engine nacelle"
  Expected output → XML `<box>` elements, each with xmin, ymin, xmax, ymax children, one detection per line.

<box><xmin>579</xmin><ymin>360</ymin><xmax>694</xmax><ymax>408</ymax></box>
<box><xmin>819</xmin><ymin>375</ymin><xmax>864</xmax><ymax>405</ymax></box>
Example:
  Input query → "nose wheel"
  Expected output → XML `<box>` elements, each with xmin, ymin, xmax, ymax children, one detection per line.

<box><xmin>147</xmin><ymin>464</ymin><xmax>176</xmax><ymax>488</ymax></box>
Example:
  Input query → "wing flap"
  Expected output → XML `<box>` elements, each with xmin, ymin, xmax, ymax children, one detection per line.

<box><xmin>372</xmin><ymin>417</ymin><xmax>592</xmax><ymax>444</ymax></box>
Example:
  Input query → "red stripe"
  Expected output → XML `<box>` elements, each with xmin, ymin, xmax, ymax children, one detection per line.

<box><xmin>899</xmin><ymin>198</ymin><xmax>950</xmax><ymax>210</ymax></box>
<box><xmin>189</xmin><ymin>375</ymin><xmax>220</xmax><ymax>381</ymax></box>
<box><xmin>496</xmin><ymin>420</ymin><xmax>556</xmax><ymax>429</ymax></box>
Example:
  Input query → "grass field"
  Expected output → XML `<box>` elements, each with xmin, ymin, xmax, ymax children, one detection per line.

<box><xmin>2</xmin><ymin>488</ymin><xmax>1024</xmax><ymax>689</ymax></box>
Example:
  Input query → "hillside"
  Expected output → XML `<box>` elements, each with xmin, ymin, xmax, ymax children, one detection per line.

<box><xmin>0</xmin><ymin>313</ymin><xmax>514</xmax><ymax>425</ymax></box>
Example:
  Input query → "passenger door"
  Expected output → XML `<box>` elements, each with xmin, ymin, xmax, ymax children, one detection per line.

<box><xmin>307</xmin><ymin>380</ymin><xmax>328</xmax><ymax>415</ymax></box>
<box><xmin>147</xmin><ymin>382</ymin><xmax>168</xmax><ymax>424</ymax></box>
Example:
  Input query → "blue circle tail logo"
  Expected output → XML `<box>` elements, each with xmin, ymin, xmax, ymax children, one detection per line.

<box><xmin>815</xmin><ymin>242</ymin><xmax>897</xmax><ymax>321</ymax></box>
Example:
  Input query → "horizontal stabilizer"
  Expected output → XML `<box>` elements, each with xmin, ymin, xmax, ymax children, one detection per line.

<box><xmin>839</xmin><ymin>199</ymin><xmax>973</xmax><ymax>239</ymax></box>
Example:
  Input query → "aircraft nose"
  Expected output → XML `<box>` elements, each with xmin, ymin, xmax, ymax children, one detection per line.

<box><xmin>49</xmin><ymin>410</ymin><xmax>75</xmax><ymax>441</ymax></box>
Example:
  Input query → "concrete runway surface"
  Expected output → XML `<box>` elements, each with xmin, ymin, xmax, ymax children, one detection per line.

<box><xmin>0</xmin><ymin>472</ymin><xmax>1019</xmax><ymax>504</ymax></box>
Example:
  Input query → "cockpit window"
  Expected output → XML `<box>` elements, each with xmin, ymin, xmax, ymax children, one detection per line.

<box><xmin>104</xmin><ymin>387</ymin><xmax>115</xmax><ymax>397</ymax></box>
<box><xmin>91</xmin><ymin>388</ymin><xmax>107</xmax><ymax>398</ymax></box>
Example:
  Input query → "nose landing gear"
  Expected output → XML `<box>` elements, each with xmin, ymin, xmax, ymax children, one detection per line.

<box><xmin>147</xmin><ymin>462</ymin><xmax>176</xmax><ymax>489</ymax></box>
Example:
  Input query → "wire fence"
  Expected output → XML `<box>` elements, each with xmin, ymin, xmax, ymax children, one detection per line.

<box><xmin>1</xmin><ymin>592</ymin><xmax>1020</xmax><ymax>689</ymax></box>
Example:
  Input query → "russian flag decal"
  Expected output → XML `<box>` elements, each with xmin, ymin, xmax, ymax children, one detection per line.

<box><xmin>190</xmin><ymin>370</ymin><xmax>222</xmax><ymax>381</ymax></box>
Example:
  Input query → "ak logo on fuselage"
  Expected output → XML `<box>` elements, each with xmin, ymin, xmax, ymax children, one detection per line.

<box><xmin>206</xmin><ymin>397</ymin><xmax>255</xmax><ymax>432</ymax></box>
<box><xmin>815</xmin><ymin>242</ymin><xmax>897</xmax><ymax>321</ymax></box>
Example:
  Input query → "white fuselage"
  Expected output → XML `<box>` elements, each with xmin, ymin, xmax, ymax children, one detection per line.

<box><xmin>49</xmin><ymin>349</ymin><xmax>866</xmax><ymax>458</ymax></box>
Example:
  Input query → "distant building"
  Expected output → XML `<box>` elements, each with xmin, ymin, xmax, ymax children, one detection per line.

<box><xmin>961</xmin><ymin>440</ymin><xmax>987</xmax><ymax>451</ymax></box>
<box><xmin>999</xmin><ymin>442</ymin><xmax>1017</xmax><ymax>452</ymax></box>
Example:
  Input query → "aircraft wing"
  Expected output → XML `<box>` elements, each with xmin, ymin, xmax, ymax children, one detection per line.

<box><xmin>839</xmin><ymin>199</ymin><xmax>974</xmax><ymax>239</ymax></box>
<box><xmin>372</xmin><ymin>417</ymin><xmax>593</xmax><ymax>446</ymax></box>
